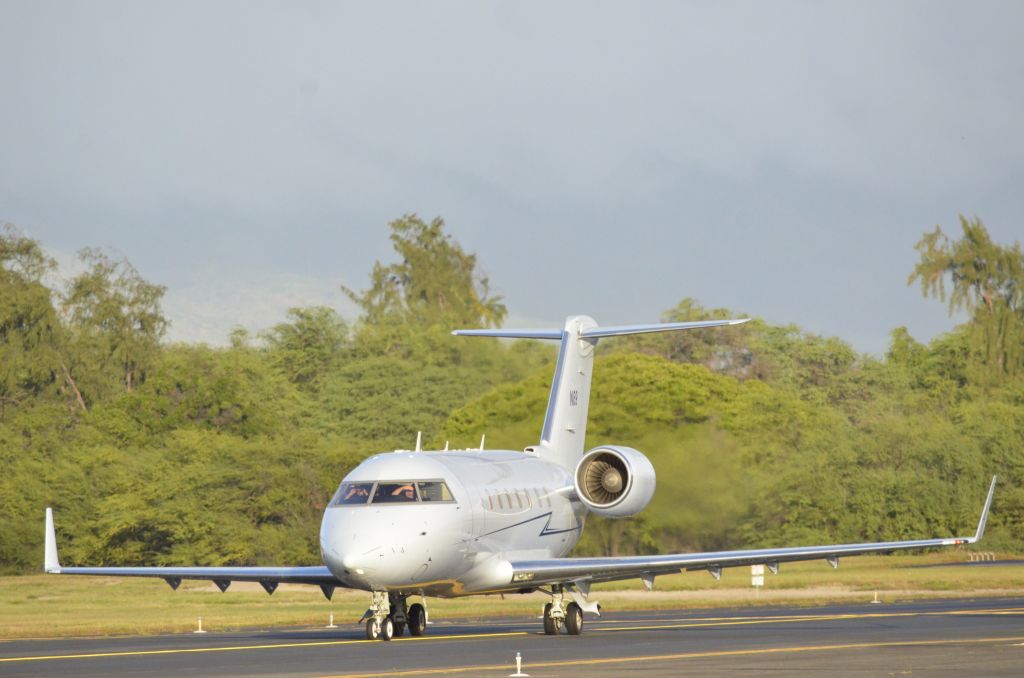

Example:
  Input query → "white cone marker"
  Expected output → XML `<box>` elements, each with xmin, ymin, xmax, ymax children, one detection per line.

<box><xmin>509</xmin><ymin>651</ymin><xmax>529</xmax><ymax>677</ymax></box>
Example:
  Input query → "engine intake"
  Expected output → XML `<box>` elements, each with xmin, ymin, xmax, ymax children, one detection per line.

<box><xmin>574</xmin><ymin>446</ymin><xmax>656</xmax><ymax>517</ymax></box>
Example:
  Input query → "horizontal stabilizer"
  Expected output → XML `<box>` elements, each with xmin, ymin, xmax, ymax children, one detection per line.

<box><xmin>451</xmin><ymin>328</ymin><xmax>563</xmax><ymax>339</ymax></box>
<box><xmin>452</xmin><ymin>318</ymin><xmax>749</xmax><ymax>341</ymax></box>
<box><xmin>580</xmin><ymin>318</ymin><xmax>749</xmax><ymax>339</ymax></box>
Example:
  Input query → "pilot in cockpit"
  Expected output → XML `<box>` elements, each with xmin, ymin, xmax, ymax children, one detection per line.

<box><xmin>344</xmin><ymin>485</ymin><xmax>370</xmax><ymax>502</ymax></box>
<box><xmin>393</xmin><ymin>484</ymin><xmax>415</xmax><ymax>500</ymax></box>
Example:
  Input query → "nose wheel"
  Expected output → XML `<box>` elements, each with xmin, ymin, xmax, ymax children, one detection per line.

<box><xmin>363</xmin><ymin>592</ymin><xmax>425</xmax><ymax>641</ymax></box>
<box><xmin>365</xmin><ymin>615</ymin><xmax>394</xmax><ymax>641</ymax></box>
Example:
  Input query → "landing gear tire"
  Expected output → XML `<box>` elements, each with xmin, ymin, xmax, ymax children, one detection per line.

<box><xmin>543</xmin><ymin>602</ymin><xmax>561</xmax><ymax>635</ymax></box>
<box><xmin>380</xmin><ymin>615</ymin><xmax>394</xmax><ymax>641</ymax></box>
<box><xmin>392</xmin><ymin>618</ymin><xmax>406</xmax><ymax>637</ymax></box>
<box><xmin>365</xmin><ymin>618</ymin><xmax>381</xmax><ymax>641</ymax></box>
<box><xmin>408</xmin><ymin>603</ymin><xmax>427</xmax><ymax>637</ymax></box>
<box><xmin>565</xmin><ymin>602</ymin><xmax>583</xmax><ymax>635</ymax></box>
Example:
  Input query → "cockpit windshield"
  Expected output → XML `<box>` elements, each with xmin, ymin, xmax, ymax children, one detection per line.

<box><xmin>330</xmin><ymin>479</ymin><xmax>455</xmax><ymax>507</ymax></box>
<box><xmin>374</xmin><ymin>482</ymin><xmax>418</xmax><ymax>503</ymax></box>
<box><xmin>332</xmin><ymin>482</ymin><xmax>373</xmax><ymax>505</ymax></box>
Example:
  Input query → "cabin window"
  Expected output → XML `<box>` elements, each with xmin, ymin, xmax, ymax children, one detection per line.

<box><xmin>331</xmin><ymin>482</ymin><xmax>374</xmax><ymax>505</ymax></box>
<box><xmin>373</xmin><ymin>482</ymin><xmax>419</xmax><ymax>503</ymax></box>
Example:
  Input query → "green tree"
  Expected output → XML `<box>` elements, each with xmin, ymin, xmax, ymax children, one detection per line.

<box><xmin>909</xmin><ymin>216</ymin><xmax>1024</xmax><ymax>379</ymax></box>
<box><xmin>0</xmin><ymin>225</ymin><xmax>65</xmax><ymax>416</ymax></box>
<box><xmin>62</xmin><ymin>249</ymin><xmax>168</xmax><ymax>403</ymax></box>
<box><xmin>264</xmin><ymin>306</ymin><xmax>349</xmax><ymax>387</ymax></box>
<box><xmin>343</xmin><ymin>214</ymin><xmax>506</xmax><ymax>330</ymax></box>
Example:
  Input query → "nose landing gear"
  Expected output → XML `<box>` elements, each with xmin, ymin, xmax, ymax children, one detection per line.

<box><xmin>365</xmin><ymin>614</ymin><xmax>393</xmax><ymax>641</ymax></box>
<box><xmin>363</xmin><ymin>592</ymin><xmax>426</xmax><ymax>641</ymax></box>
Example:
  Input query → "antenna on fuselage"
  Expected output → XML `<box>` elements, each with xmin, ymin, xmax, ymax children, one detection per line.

<box><xmin>479</xmin><ymin>434</ymin><xmax>486</xmax><ymax>450</ymax></box>
<box><xmin>443</xmin><ymin>440</ymin><xmax>449</xmax><ymax>451</ymax></box>
<box><xmin>415</xmin><ymin>431</ymin><xmax>422</xmax><ymax>452</ymax></box>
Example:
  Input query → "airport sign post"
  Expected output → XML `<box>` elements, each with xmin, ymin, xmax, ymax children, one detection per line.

<box><xmin>751</xmin><ymin>564</ymin><xmax>765</xmax><ymax>594</ymax></box>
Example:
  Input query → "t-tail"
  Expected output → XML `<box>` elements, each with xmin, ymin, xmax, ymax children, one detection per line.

<box><xmin>453</xmin><ymin>315</ymin><xmax>750</xmax><ymax>470</ymax></box>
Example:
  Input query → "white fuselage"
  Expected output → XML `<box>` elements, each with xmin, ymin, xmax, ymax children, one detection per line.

<box><xmin>319</xmin><ymin>450</ymin><xmax>586</xmax><ymax>596</ymax></box>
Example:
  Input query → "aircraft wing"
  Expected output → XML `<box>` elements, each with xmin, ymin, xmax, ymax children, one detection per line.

<box><xmin>509</xmin><ymin>476</ymin><xmax>997</xmax><ymax>589</ymax></box>
<box><xmin>43</xmin><ymin>508</ymin><xmax>343</xmax><ymax>596</ymax></box>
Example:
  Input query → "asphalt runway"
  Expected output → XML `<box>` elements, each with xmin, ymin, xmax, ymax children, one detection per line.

<box><xmin>2</xmin><ymin>597</ymin><xmax>1024</xmax><ymax>677</ymax></box>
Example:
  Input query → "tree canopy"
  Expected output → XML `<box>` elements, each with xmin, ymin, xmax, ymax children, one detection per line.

<box><xmin>909</xmin><ymin>216</ymin><xmax>1024</xmax><ymax>380</ymax></box>
<box><xmin>0</xmin><ymin>214</ymin><xmax>1020</xmax><ymax>572</ymax></box>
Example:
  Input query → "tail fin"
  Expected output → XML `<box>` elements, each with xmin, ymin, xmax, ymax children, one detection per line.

<box><xmin>454</xmin><ymin>316</ymin><xmax>749</xmax><ymax>470</ymax></box>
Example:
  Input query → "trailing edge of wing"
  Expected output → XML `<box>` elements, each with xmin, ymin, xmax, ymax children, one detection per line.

<box><xmin>579</xmin><ymin>318</ymin><xmax>750</xmax><ymax>339</ymax></box>
<box><xmin>508</xmin><ymin>475</ymin><xmax>997</xmax><ymax>588</ymax></box>
<box><xmin>44</xmin><ymin>508</ymin><xmax>340</xmax><ymax>586</ymax></box>
<box><xmin>48</xmin><ymin>565</ymin><xmax>339</xmax><ymax>586</ymax></box>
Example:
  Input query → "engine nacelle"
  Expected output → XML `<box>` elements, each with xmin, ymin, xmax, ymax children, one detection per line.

<box><xmin>573</xmin><ymin>446</ymin><xmax>656</xmax><ymax>518</ymax></box>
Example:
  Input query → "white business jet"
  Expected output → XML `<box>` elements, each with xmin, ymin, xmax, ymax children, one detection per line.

<box><xmin>45</xmin><ymin>315</ymin><xmax>996</xmax><ymax>641</ymax></box>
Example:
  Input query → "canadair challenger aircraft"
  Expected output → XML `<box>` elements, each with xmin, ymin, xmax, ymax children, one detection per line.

<box><xmin>45</xmin><ymin>316</ymin><xmax>996</xmax><ymax>641</ymax></box>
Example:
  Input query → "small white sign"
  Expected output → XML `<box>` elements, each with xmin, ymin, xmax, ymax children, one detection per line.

<box><xmin>751</xmin><ymin>564</ymin><xmax>765</xmax><ymax>588</ymax></box>
<box><xmin>751</xmin><ymin>564</ymin><xmax>765</xmax><ymax>575</ymax></box>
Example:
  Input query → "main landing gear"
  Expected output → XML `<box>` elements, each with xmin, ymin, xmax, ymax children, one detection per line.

<box><xmin>363</xmin><ymin>591</ymin><xmax>428</xmax><ymax>641</ymax></box>
<box><xmin>542</xmin><ymin>586</ymin><xmax>585</xmax><ymax>636</ymax></box>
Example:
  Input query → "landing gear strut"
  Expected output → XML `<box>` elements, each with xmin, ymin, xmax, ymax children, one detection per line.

<box><xmin>543</xmin><ymin>585</ymin><xmax>587</xmax><ymax>635</ymax></box>
<box><xmin>363</xmin><ymin>592</ymin><xmax>426</xmax><ymax>641</ymax></box>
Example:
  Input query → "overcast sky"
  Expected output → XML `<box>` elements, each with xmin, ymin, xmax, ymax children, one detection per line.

<box><xmin>1</xmin><ymin>1</ymin><xmax>1021</xmax><ymax>353</ymax></box>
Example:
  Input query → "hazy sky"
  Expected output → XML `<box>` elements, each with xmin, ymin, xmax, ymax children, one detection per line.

<box><xmin>2</xmin><ymin>1</ymin><xmax>1021</xmax><ymax>353</ymax></box>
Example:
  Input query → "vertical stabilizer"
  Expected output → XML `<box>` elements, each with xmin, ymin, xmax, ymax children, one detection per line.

<box><xmin>453</xmin><ymin>316</ymin><xmax>749</xmax><ymax>471</ymax></box>
<box><xmin>536</xmin><ymin>315</ymin><xmax>598</xmax><ymax>469</ymax></box>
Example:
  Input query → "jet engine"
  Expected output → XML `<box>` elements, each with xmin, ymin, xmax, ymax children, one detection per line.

<box><xmin>573</xmin><ymin>446</ymin><xmax>656</xmax><ymax>517</ymax></box>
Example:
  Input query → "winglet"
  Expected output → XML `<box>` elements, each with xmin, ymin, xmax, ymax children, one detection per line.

<box><xmin>44</xmin><ymin>507</ymin><xmax>61</xmax><ymax>573</ymax></box>
<box><xmin>972</xmin><ymin>476</ymin><xmax>997</xmax><ymax>543</ymax></box>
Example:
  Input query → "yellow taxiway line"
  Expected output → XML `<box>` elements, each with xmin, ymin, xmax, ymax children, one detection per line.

<box><xmin>0</xmin><ymin>631</ymin><xmax>527</xmax><ymax>663</ymax></box>
<box><xmin>1</xmin><ymin>606</ymin><xmax>1021</xmax><ymax>664</ymax></box>
<box><xmin>324</xmin><ymin>635</ymin><xmax>1024</xmax><ymax>678</ymax></box>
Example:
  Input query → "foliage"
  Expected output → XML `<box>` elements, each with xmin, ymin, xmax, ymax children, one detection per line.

<box><xmin>0</xmin><ymin>215</ymin><xmax>1022</xmax><ymax>573</ymax></box>
<box><xmin>909</xmin><ymin>216</ymin><xmax>1024</xmax><ymax>379</ymax></box>
<box><xmin>62</xmin><ymin>248</ymin><xmax>169</xmax><ymax>402</ymax></box>
<box><xmin>263</xmin><ymin>306</ymin><xmax>349</xmax><ymax>388</ymax></box>
<box><xmin>342</xmin><ymin>214</ymin><xmax>506</xmax><ymax>330</ymax></box>
<box><xmin>0</xmin><ymin>225</ymin><xmax>63</xmax><ymax>416</ymax></box>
